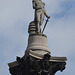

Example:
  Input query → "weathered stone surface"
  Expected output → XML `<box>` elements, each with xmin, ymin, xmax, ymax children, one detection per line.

<box><xmin>8</xmin><ymin>61</ymin><xmax>19</xmax><ymax>68</ymax></box>
<box><xmin>28</xmin><ymin>21</ymin><xmax>37</xmax><ymax>35</ymax></box>
<box><xmin>24</xmin><ymin>34</ymin><xmax>50</xmax><ymax>59</ymax></box>
<box><xmin>8</xmin><ymin>54</ymin><xmax>67</xmax><ymax>75</ymax></box>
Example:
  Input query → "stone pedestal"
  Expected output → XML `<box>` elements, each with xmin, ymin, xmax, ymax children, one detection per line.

<box><xmin>24</xmin><ymin>34</ymin><xmax>50</xmax><ymax>59</ymax></box>
<box><xmin>8</xmin><ymin>34</ymin><xmax>67</xmax><ymax>75</ymax></box>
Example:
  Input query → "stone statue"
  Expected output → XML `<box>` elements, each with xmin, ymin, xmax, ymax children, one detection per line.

<box><xmin>32</xmin><ymin>0</ymin><xmax>50</xmax><ymax>33</ymax></box>
<box><xmin>8</xmin><ymin>1</ymin><xmax>67</xmax><ymax>75</ymax></box>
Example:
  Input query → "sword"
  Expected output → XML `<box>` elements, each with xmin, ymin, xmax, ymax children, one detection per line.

<box><xmin>42</xmin><ymin>18</ymin><xmax>49</xmax><ymax>33</ymax></box>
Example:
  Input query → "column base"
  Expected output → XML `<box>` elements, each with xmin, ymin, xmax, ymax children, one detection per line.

<box><xmin>8</xmin><ymin>54</ymin><xmax>67</xmax><ymax>75</ymax></box>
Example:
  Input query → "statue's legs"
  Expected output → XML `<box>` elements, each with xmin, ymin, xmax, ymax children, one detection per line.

<box><xmin>36</xmin><ymin>14</ymin><xmax>41</xmax><ymax>33</ymax></box>
<box><xmin>35</xmin><ymin>10</ymin><xmax>42</xmax><ymax>33</ymax></box>
<box><xmin>40</xmin><ymin>12</ymin><xmax>44</xmax><ymax>33</ymax></box>
<box><xmin>35</xmin><ymin>10</ymin><xmax>44</xmax><ymax>33</ymax></box>
<box><xmin>40</xmin><ymin>12</ymin><xmax>44</xmax><ymax>25</ymax></box>
<box><xmin>37</xmin><ymin>22</ymin><xmax>40</xmax><ymax>33</ymax></box>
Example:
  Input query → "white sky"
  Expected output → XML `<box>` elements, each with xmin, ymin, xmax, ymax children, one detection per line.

<box><xmin>0</xmin><ymin>0</ymin><xmax>75</xmax><ymax>75</ymax></box>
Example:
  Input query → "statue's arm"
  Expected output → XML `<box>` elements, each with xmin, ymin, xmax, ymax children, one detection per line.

<box><xmin>43</xmin><ymin>5</ymin><xmax>50</xmax><ymax>19</ymax></box>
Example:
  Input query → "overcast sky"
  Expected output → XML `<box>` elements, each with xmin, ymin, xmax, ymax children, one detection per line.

<box><xmin>0</xmin><ymin>0</ymin><xmax>75</xmax><ymax>75</ymax></box>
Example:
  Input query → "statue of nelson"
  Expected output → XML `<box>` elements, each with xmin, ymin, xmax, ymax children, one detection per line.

<box><xmin>32</xmin><ymin>0</ymin><xmax>50</xmax><ymax>33</ymax></box>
